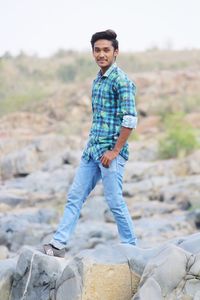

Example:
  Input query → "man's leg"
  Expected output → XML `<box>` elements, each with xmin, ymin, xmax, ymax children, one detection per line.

<box><xmin>99</xmin><ymin>155</ymin><xmax>137</xmax><ymax>245</ymax></box>
<box><xmin>50</xmin><ymin>158</ymin><xmax>101</xmax><ymax>249</ymax></box>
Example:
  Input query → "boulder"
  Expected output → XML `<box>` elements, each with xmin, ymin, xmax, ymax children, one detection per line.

<box><xmin>132</xmin><ymin>244</ymin><xmax>200</xmax><ymax>299</ymax></box>
<box><xmin>0</xmin><ymin>258</ymin><xmax>17</xmax><ymax>300</ymax></box>
<box><xmin>3</xmin><ymin>165</ymin><xmax>75</xmax><ymax>194</ymax></box>
<box><xmin>10</xmin><ymin>247</ymin><xmax>67</xmax><ymax>300</ymax></box>
<box><xmin>0</xmin><ymin>135</ymin><xmax>70</xmax><ymax>180</ymax></box>
<box><xmin>2</xmin><ymin>233</ymin><xmax>200</xmax><ymax>300</ymax></box>
<box><xmin>0</xmin><ymin>208</ymin><xmax>57</xmax><ymax>252</ymax></box>
<box><xmin>56</xmin><ymin>245</ymin><xmax>141</xmax><ymax>300</ymax></box>
<box><xmin>0</xmin><ymin>145</ymin><xmax>39</xmax><ymax>180</ymax></box>
<box><xmin>0</xmin><ymin>245</ymin><xmax>9</xmax><ymax>260</ymax></box>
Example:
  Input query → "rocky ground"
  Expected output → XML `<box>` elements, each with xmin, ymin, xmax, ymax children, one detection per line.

<box><xmin>0</xmin><ymin>55</ymin><xmax>200</xmax><ymax>298</ymax></box>
<box><xmin>1</xmin><ymin>233</ymin><xmax>200</xmax><ymax>299</ymax></box>
<box><xmin>0</xmin><ymin>111</ymin><xmax>199</xmax><ymax>261</ymax></box>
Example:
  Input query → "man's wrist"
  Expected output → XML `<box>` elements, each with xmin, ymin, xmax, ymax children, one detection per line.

<box><xmin>112</xmin><ymin>148</ymin><xmax>120</xmax><ymax>155</ymax></box>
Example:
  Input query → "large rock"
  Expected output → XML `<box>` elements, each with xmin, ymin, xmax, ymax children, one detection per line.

<box><xmin>0</xmin><ymin>258</ymin><xmax>17</xmax><ymax>300</ymax></box>
<box><xmin>0</xmin><ymin>245</ymin><xmax>9</xmax><ymax>260</ymax></box>
<box><xmin>3</xmin><ymin>233</ymin><xmax>200</xmax><ymax>300</ymax></box>
<box><xmin>0</xmin><ymin>190</ymin><xmax>28</xmax><ymax>206</ymax></box>
<box><xmin>0</xmin><ymin>135</ymin><xmax>70</xmax><ymax>180</ymax></box>
<box><xmin>56</xmin><ymin>245</ymin><xmax>141</xmax><ymax>300</ymax></box>
<box><xmin>10</xmin><ymin>247</ymin><xmax>67</xmax><ymax>300</ymax></box>
<box><xmin>132</xmin><ymin>245</ymin><xmax>200</xmax><ymax>299</ymax></box>
<box><xmin>0</xmin><ymin>208</ymin><xmax>57</xmax><ymax>251</ymax></box>
<box><xmin>4</xmin><ymin>165</ymin><xmax>75</xmax><ymax>194</ymax></box>
<box><xmin>0</xmin><ymin>145</ymin><xmax>39</xmax><ymax>179</ymax></box>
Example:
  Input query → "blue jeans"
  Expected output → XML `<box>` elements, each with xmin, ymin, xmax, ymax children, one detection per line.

<box><xmin>50</xmin><ymin>155</ymin><xmax>137</xmax><ymax>249</ymax></box>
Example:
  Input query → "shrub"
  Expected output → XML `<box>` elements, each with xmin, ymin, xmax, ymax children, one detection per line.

<box><xmin>158</xmin><ymin>113</ymin><xmax>199</xmax><ymax>159</ymax></box>
<box><xmin>57</xmin><ymin>64</ymin><xmax>77</xmax><ymax>82</ymax></box>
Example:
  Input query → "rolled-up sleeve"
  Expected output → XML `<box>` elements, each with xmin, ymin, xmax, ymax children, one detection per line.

<box><xmin>116</xmin><ymin>77</ymin><xmax>138</xmax><ymax>128</ymax></box>
<box><xmin>122</xmin><ymin>115</ymin><xmax>138</xmax><ymax>129</ymax></box>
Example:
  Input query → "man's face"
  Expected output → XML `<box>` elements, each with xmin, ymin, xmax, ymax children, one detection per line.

<box><xmin>93</xmin><ymin>39</ymin><xmax>118</xmax><ymax>72</ymax></box>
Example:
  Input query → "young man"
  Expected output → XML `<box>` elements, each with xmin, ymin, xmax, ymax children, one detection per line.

<box><xmin>43</xmin><ymin>29</ymin><xmax>138</xmax><ymax>257</ymax></box>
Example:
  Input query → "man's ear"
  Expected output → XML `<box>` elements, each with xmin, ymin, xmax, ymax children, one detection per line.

<box><xmin>114</xmin><ymin>49</ymin><xmax>119</xmax><ymax>58</ymax></box>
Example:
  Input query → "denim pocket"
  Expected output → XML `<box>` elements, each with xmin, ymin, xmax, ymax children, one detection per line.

<box><xmin>117</xmin><ymin>155</ymin><xmax>126</xmax><ymax>167</ymax></box>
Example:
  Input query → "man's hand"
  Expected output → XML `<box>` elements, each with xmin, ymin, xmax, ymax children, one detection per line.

<box><xmin>100</xmin><ymin>127</ymin><xmax>133</xmax><ymax>168</ymax></box>
<box><xmin>100</xmin><ymin>150</ymin><xmax>118</xmax><ymax>168</ymax></box>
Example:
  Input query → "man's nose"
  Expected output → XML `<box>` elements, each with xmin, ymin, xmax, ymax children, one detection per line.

<box><xmin>99</xmin><ymin>51</ymin><xmax>105</xmax><ymax>57</ymax></box>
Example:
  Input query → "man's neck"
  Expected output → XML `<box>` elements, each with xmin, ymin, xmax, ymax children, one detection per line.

<box><xmin>100</xmin><ymin>62</ymin><xmax>115</xmax><ymax>75</ymax></box>
<box><xmin>100</xmin><ymin>66</ymin><xmax>109</xmax><ymax>75</ymax></box>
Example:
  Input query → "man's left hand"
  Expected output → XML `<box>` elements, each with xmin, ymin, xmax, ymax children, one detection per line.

<box><xmin>100</xmin><ymin>150</ymin><xmax>118</xmax><ymax>168</ymax></box>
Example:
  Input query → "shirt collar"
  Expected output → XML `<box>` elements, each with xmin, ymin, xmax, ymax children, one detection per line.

<box><xmin>97</xmin><ymin>62</ymin><xmax>117</xmax><ymax>79</ymax></box>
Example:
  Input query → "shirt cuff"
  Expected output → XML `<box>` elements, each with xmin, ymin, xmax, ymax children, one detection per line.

<box><xmin>122</xmin><ymin>115</ymin><xmax>138</xmax><ymax>129</ymax></box>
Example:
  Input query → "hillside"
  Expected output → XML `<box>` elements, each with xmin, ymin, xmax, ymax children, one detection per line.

<box><xmin>0</xmin><ymin>49</ymin><xmax>200</xmax><ymax>264</ymax></box>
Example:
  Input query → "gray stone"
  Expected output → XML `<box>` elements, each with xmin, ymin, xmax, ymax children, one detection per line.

<box><xmin>0</xmin><ymin>190</ymin><xmax>27</xmax><ymax>206</ymax></box>
<box><xmin>0</xmin><ymin>208</ymin><xmax>57</xmax><ymax>251</ymax></box>
<box><xmin>0</xmin><ymin>145</ymin><xmax>39</xmax><ymax>180</ymax></box>
<box><xmin>3</xmin><ymin>233</ymin><xmax>200</xmax><ymax>300</ymax></box>
<box><xmin>159</xmin><ymin>176</ymin><xmax>200</xmax><ymax>204</ymax></box>
<box><xmin>0</xmin><ymin>258</ymin><xmax>17</xmax><ymax>300</ymax></box>
<box><xmin>56</xmin><ymin>245</ymin><xmax>140</xmax><ymax>300</ymax></box>
<box><xmin>123</xmin><ymin>176</ymin><xmax>170</xmax><ymax>198</ymax></box>
<box><xmin>132</xmin><ymin>244</ymin><xmax>200</xmax><ymax>299</ymax></box>
<box><xmin>19</xmin><ymin>166</ymin><xmax>74</xmax><ymax>193</ymax></box>
<box><xmin>0</xmin><ymin>245</ymin><xmax>9</xmax><ymax>260</ymax></box>
<box><xmin>56</xmin><ymin>260</ymin><xmax>82</xmax><ymax>300</ymax></box>
<box><xmin>0</xmin><ymin>135</ymin><xmax>70</xmax><ymax>180</ymax></box>
<box><xmin>173</xmin><ymin>232</ymin><xmax>200</xmax><ymax>254</ymax></box>
<box><xmin>10</xmin><ymin>246</ymin><xmax>67</xmax><ymax>300</ymax></box>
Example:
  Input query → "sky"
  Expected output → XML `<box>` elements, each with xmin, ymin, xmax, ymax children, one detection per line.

<box><xmin>0</xmin><ymin>0</ymin><xmax>199</xmax><ymax>57</ymax></box>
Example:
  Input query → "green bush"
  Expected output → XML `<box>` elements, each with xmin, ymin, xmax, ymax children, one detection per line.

<box><xmin>57</xmin><ymin>64</ymin><xmax>77</xmax><ymax>82</ymax></box>
<box><xmin>0</xmin><ymin>88</ymin><xmax>46</xmax><ymax>116</ymax></box>
<box><xmin>158</xmin><ymin>113</ymin><xmax>199</xmax><ymax>159</ymax></box>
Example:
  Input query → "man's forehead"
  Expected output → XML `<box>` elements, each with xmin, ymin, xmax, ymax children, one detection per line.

<box><xmin>94</xmin><ymin>39</ymin><xmax>113</xmax><ymax>48</ymax></box>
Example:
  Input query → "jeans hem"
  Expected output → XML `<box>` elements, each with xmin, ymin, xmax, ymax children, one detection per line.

<box><xmin>50</xmin><ymin>239</ymin><xmax>66</xmax><ymax>250</ymax></box>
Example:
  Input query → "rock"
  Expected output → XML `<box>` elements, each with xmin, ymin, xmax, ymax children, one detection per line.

<box><xmin>104</xmin><ymin>208</ymin><xmax>115</xmax><ymax>223</ymax></box>
<box><xmin>0</xmin><ymin>208</ymin><xmax>57</xmax><ymax>251</ymax></box>
<box><xmin>0</xmin><ymin>258</ymin><xmax>17</xmax><ymax>300</ymax></box>
<box><xmin>127</xmin><ymin>200</ymin><xmax>178</xmax><ymax>219</ymax></box>
<box><xmin>4</xmin><ymin>165</ymin><xmax>75</xmax><ymax>194</ymax></box>
<box><xmin>159</xmin><ymin>176</ymin><xmax>200</xmax><ymax>207</ymax></box>
<box><xmin>0</xmin><ymin>190</ymin><xmax>28</xmax><ymax>206</ymax></box>
<box><xmin>41</xmin><ymin>156</ymin><xmax>64</xmax><ymax>172</ymax></box>
<box><xmin>64</xmin><ymin>220</ymin><xmax>118</xmax><ymax>255</ymax></box>
<box><xmin>176</xmin><ymin>150</ymin><xmax>200</xmax><ymax>175</ymax></box>
<box><xmin>0</xmin><ymin>135</ymin><xmax>69</xmax><ymax>180</ymax></box>
<box><xmin>132</xmin><ymin>244</ymin><xmax>200</xmax><ymax>299</ymax></box>
<box><xmin>0</xmin><ymin>145</ymin><xmax>40</xmax><ymax>180</ymax></box>
<box><xmin>56</xmin><ymin>245</ymin><xmax>140</xmax><ymax>300</ymax></box>
<box><xmin>10</xmin><ymin>246</ymin><xmax>67</xmax><ymax>300</ymax></box>
<box><xmin>128</xmin><ymin>140</ymin><xmax>159</xmax><ymax>161</ymax></box>
<box><xmin>135</xmin><ymin>212</ymin><xmax>195</xmax><ymax>248</ymax></box>
<box><xmin>3</xmin><ymin>233</ymin><xmax>200</xmax><ymax>300</ymax></box>
<box><xmin>80</xmin><ymin>195</ymin><xmax>107</xmax><ymax>221</ymax></box>
<box><xmin>123</xmin><ymin>176</ymin><xmax>171</xmax><ymax>198</ymax></box>
<box><xmin>186</xmin><ymin>210</ymin><xmax>200</xmax><ymax>229</ymax></box>
<box><xmin>0</xmin><ymin>245</ymin><xmax>9</xmax><ymax>260</ymax></box>
<box><xmin>194</xmin><ymin>210</ymin><xmax>200</xmax><ymax>228</ymax></box>
<box><xmin>174</xmin><ymin>232</ymin><xmax>200</xmax><ymax>254</ymax></box>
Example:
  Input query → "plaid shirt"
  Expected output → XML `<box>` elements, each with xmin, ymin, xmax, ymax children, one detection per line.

<box><xmin>82</xmin><ymin>63</ymin><xmax>137</xmax><ymax>161</ymax></box>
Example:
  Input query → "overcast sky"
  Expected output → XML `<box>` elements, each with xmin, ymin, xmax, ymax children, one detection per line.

<box><xmin>0</xmin><ymin>0</ymin><xmax>199</xmax><ymax>57</ymax></box>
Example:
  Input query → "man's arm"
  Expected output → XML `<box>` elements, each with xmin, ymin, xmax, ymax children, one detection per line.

<box><xmin>100</xmin><ymin>78</ymin><xmax>138</xmax><ymax>168</ymax></box>
<box><xmin>100</xmin><ymin>126</ymin><xmax>133</xmax><ymax>168</ymax></box>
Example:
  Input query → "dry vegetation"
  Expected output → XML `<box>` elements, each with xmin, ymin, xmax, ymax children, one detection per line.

<box><xmin>0</xmin><ymin>49</ymin><xmax>200</xmax><ymax>158</ymax></box>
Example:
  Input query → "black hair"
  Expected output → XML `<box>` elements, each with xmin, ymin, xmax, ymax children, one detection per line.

<box><xmin>90</xmin><ymin>29</ymin><xmax>119</xmax><ymax>50</ymax></box>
